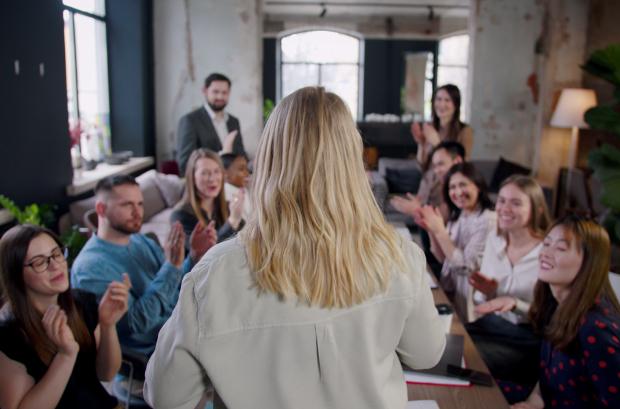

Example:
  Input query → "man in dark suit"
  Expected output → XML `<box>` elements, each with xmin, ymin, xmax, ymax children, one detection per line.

<box><xmin>176</xmin><ymin>73</ymin><xmax>246</xmax><ymax>175</ymax></box>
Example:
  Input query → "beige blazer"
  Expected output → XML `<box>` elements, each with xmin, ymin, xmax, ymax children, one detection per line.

<box><xmin>144</xmin><ymin>237</ymin><xmax>446</xmax><ymax>409</ymax></box>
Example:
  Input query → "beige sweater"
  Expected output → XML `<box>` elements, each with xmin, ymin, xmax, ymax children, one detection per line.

<box><xmin>144</xmin><ymin>237</ymin><xmax>445</xmax><ymax>409</ymax></box>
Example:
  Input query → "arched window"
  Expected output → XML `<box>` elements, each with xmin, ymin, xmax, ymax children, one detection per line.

<box><xmin>437</xmin><ymin>34</ymin><xmax>470</xmax><ymax>121</ymax></box>
<box><xmin>278</xmin><ymin>29</ymin><xmax>364</xmax><ymax>119</ymax></box>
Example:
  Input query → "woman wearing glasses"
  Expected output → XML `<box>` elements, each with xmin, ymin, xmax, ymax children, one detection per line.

<box><xmin>0</xmin><ymin>224</ymin><xmax>130</xmax><ymax>409</ymax></box>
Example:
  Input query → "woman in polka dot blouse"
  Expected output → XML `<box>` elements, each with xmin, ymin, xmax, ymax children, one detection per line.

<box><xmin>511</xmin><ymin>215</ymin><xmax>620</xmax><ymax>409</ymax></box>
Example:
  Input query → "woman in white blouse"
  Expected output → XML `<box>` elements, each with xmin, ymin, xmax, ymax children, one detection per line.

<box><xmin>415</xmin><ymin>162</ymin><xmax>496</xmax><ymax>322</ymax></box>
<box><xmin>466</xmin><ymin>175</ymin><xmax>551</xmax><ymax>388</ymax></box>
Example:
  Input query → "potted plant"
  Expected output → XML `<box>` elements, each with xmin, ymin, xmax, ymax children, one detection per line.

<box><xmin>581</xmin><ymin>43</ymin><xmax>620</xmax><ymax>270</ymax></box>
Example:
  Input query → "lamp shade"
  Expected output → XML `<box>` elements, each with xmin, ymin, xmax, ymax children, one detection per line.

<box><xmin>550</xmin><ymin>88</ymin><xmax>597</xmax><ymax>129</ymax></box>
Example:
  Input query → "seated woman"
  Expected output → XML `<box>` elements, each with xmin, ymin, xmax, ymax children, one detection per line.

<box><xmin>466</xmin><ymin>175</ymin><xmax>551</xmax><ymax>387</ymax></box>
<box><xmin>221</xmin><ymin>152</ymin><xmax>253</xmax><ymax>220</ymax></box>
<box><xmin>144</xmin><ymin>87</ymin><xmax>446</xmax><ymax>409</ymax></box>
<box><xmin>412</xmin><ymin>84</ymin><xmax>473</xmax><ymax>168</ymax></box>
<box><xmin>416</xmin><ymin>162</ymin><xmax>496</xmax><ymax>322</ymax></box>
<box><xmin>511</xmin><ymin>215</ymin><xmax>620</xmax><ymax>409</ymax></box>
<box><xmin>171</xmin><ymin>148</ymin><xmax>245</xmax><ymax>247</ymax></box>
<box><xmin>0</xmin><ymin>224</ymin><xmax>130</xmax><ymax>409</ymax></box>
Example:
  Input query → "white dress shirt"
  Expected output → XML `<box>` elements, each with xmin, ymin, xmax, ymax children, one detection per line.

<box><xmin>205</xmin><ymin>103</ymin><xmax>230</xmax><ymax>149</ymax></box>
<box><xmin>473</xmin><ymin>231</ymin><xmax>542</xmax><ymax>324</ymax></box>
<box><xmin>144</xmin><ymin>238</ymin><xmax>446</xmax><ymax>409</ymax></box>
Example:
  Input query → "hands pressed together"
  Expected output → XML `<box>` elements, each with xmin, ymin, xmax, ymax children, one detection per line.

<box><xmin>42</xmin><ymin>305</ymin><xmax>80</xmax><ymax>357</ymax></box>
<box><xmin>390</xmin><ymin>193</ymin><xmax>421</xmax><ymax>217</ymax></box>
<box><xmin>410</xmin><ymin>122</ymin><xmax>441</xmax><ymax>147</ymax></box>
<box><xmin>189</xmin><ymin>220</ymin><xmax>217</xmax><ymax>263</ymax></box>
<box><xmin>228</xmin><ymin>188</ymin><xmax>245</xmax><ymax>229</ymax></box>
<box><xmin>415</xmin><ymin>205</ymin><xmax>445</xmax><ymax>235</ymax></box>
<box><xmin>42</xmin><ymin>275</ymin><xmax>131</xmax><ymax>357</ymax></box>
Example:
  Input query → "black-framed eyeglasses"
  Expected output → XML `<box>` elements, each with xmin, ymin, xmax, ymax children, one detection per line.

<box><xmin>24</xmin><ymin>247</ymin><xmax>68</xmax><ymax>274</ymax></box>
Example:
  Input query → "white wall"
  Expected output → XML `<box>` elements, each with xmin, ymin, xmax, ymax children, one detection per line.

<box><xmin>468</xmin><ymin>0</ymin><xmax>544</xmax><ymax>165</ymax></box>
<box><xmin>468</xmin><ymin>0</ymin><xmax>590</xmax><ymax>190</ymax></box>
<box><xmin>153</xmin><ymin>0</ymin><xmax>263</xmax><ymax>164</ymax></box>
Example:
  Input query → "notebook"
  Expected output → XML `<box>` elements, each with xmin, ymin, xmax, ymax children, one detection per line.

<box><xmin>407</xmin><ymin>401</ymin><xmax>440</xmax><ymax>409</ymax></box>
<box><xmin>403</xmin><ymin>334</ymin><xmax>470</xmax><ymax>387</ymax></box>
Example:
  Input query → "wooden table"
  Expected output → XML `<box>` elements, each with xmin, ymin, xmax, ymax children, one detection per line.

<box><xmin>407</xmin><ymin>284</ymin><xmax>510</xmax><ymax>409</ymax></box>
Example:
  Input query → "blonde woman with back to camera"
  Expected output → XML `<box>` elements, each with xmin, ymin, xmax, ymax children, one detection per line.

<box><xmin>144</xmin><ymin>87</ymin><xmax>446</xmax><ymax>409</ymax></box>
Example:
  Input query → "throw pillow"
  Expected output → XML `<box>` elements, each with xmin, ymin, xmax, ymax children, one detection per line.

<box><xmin>489</xmin><ymin>157</ymin><xmax>531</xmax><ymax>193</ymax></box>
<box><xmin>385</xmin><ymin>167</ymin><xmax>422</xmax><ymax>194</ymax></box>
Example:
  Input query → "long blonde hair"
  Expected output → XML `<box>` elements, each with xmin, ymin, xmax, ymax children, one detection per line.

<box><xmin>241</xmin><ymin>87</ymin><xmax>405</xmax><ymax>308</ymax></box>
<box><xmin>180</xmin><ymin>148</ymin><xmax>229</xmax><ymax>226</ymax></box>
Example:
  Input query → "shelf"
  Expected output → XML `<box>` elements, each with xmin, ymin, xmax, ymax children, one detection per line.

<box><xmin>66</xmin><ymin>156</ymin><xmax>154</xmax><ymax>197</ymax></box>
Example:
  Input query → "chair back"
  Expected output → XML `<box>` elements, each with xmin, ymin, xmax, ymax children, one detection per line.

<box><xmin>610</xmin><ymin>272</ymin><xmax>620</xmax><ymax>300</ymax></box>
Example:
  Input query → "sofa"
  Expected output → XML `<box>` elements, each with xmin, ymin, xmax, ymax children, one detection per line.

<box><xmin>69</xmin><ymin>170</ymin><xmax>185</xmax><ymax>245</ymax></box>
<box><xmin>371</xmin><ymin>157</ymin><xmax>539</xmax><ymax>224</ymax></box>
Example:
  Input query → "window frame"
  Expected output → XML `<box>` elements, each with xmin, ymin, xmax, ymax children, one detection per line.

<box><xmin>437</xmin><ymin>32</ymin><xmax>470</xmax><ymax>122</ymax></box>
<box><xmin>62</xmin><ymin>2</ymin><xmax>111</xmax><ymax>143</ymax></box>
<box><xmin>276</xmin><ymin>27</ymin><xmax>365</xmax><ymax>120</ymax></box>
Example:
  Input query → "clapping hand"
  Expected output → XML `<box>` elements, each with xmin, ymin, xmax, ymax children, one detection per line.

<box><xmin>418</xmin><ymin>205</ymin><xmax>445</xmax><ymax>234</ymax></box>
<box><xmin>98</xmin><ymin>274</ymin><xmax>131</xmax><ymax>327</ymax></box>
<box><xmin>189</xmin><ymin>221</ymin><xmax>217</xmax><ymax>263</ymax></box>
<box><xmin>390</xmin><ymin>193</ymin><xmax>421</xmax><ymax>216</ymax></box>
<box><xmin>410</xmin><ymin>122</ymin><xmax>425</xmax><ymax>144</ymax></box>
<box><xmin>229</xmin><ymin>189</ymin><xmax>245</xmax><ymax>228</ymax></box>
<box><xmin>42</xmin><ymin>305</ymin><xmax>79</xmax><ymax>357</ymax></box>
<box><xmin>468</xmin><ymin>271</ymin><xmax>498</xmax><ymax>297</ymax></box>
<box><xmin>222</xmin><ymin>130</ymin><xmax>238</xmax><ymax>154</ymax></box>
<box><xmin>474</xmin><ymin>296</ymin><xmax>516</xmax><ymax>316</ymax></box>
<box><xmin>165</xmin><ymin>222</ymin><xmax>186</xmax><ymax>268</ymax></box>
<box><xmin>422</xmin><ymin>123</ymin><xmax>441</xmax><ymax>146</ymax></box>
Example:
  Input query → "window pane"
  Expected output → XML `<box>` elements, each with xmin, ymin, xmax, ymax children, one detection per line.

<box><xmin>321</xmin><ymin>64</ymin><xmax>359</xmax><ymax>120</ymax></box>
<box><xmin>281</xmin><ymin>31</ymin><xmax>359</xmax><ymax>63</ymax></box>
<box><xmin>63</xmin><ymin>11</ymin><xmax>78</xmax><ymax>126</ymax></box>
<box><xmin>74</xmin><ymin>14</ymin><xmax>110</xmax><ymax>154</ymax></box>
<box><xmin>438</xmin><ymin>66</ymin><xmax>468</xmax><ymax>121</ymax></box>
<box><xmin>282</xmin><ymin>63</ymin><xmax>319</xmax><ymax>98</ymax></box>
<box><xmin>438</xmin><ymin>34</ymin><xmax>469</xmax><ymax>66</ymax></box>
<box><xmin>63</xmin><ymin>0</ymin><xmax>105</xmax><ymax>17</ymax></box>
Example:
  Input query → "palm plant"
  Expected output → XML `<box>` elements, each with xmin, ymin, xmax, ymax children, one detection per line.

<box><xmin>582</xmin><ymin>44</ymin><xmax>620</xmax><ymax>244</ymax></box>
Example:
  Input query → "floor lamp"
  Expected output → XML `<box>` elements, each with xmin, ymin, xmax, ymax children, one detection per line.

<box><xmin>550</xmin><ymin>88</ymin><xmax>597</xmax><ymax>211</ymax></box>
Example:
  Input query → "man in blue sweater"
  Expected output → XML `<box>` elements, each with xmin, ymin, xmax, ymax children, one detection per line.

<box><xmin>71</xmin><ymin>175</ymin><xmax>216</xmax><ymax>356</ymax></box>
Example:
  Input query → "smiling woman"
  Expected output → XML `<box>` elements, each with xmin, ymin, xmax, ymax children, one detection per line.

<box><xmin>415</xmin><ymin>162</ymin><xmax>496</xmax><ymax>322</ymax></box>
<box><xmin>171</xmin><ymin>148</ymin><xmax>245</xmax><ymax>249</ymax></box>
<box><xmin>512</xmin><ymin>216</ymin><xmax>620</xmax><ymax>408</ymax></box>
<box><xmin>466</xmin><ymin>175</ymin><xmax>551</xmax><ymax>391</ymax></box>
<box><xmin>0</xmin><ymin>224</ymin><xmax>129</xmax><ymax>409</ymax></box>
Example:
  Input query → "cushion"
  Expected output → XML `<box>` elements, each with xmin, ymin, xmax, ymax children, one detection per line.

<box><xmin>136</xmin><ymin>171</ymin><xmax>167</xmax><ymax>221</ymax></box>
<box><xmin>385</xmin><ymin>167</ymin><xmax>422</xmax><ymax>194</ymax></box>
<box><xmin>154</xmin><ymin>172</ymin><xmax>185</xmax><ymax>207</ymax></box>
<box><xmin>377</xmin><ymin>157</ymin><xmax>421</xmax><ymax>178</ymax></box>
<box><xmin>489</xmin><ymin>157</ymin><xmax>531</xmax><ymax>193</ymax></box>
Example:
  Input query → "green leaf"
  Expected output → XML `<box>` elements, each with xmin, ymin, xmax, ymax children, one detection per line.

<box><xmin>0</xmin><ymin>194</ymin><xmax>23</xmax><ymax>221</ymax></box>
<box><xmin>582</xmin><ymin>44</ymin><xmax>620</xmax><ymax>87</ymax></box>
<box><xmin>584</xmin><ymin>106</ymin><xmax>620</xmax><ymax>135</ymax></box>
<box><xmin>589</xmin><ymin>145</ymin><xmax>620</xmax><ymax>211</ymax></box>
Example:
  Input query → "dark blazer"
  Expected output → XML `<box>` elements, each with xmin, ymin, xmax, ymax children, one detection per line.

<box><xmin>176</xmin><ymin>106</ymin><xmax>245</xmax><ymax>175</ymax></box>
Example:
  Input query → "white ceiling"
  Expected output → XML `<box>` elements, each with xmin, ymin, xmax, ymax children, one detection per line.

<box><xmin>263</xmin><ymin>0</ymin><xmax>471</xmax><ymax>18</ymax></box>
